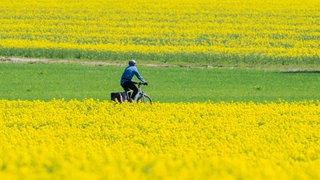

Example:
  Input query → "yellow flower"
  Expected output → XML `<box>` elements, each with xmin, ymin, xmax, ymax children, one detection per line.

<box><xmin>0</xmin><ymin>99</ymin><xmax>319</xmax><ymax>179</ymax></box>
<box><xmin>0</xmin><ymin>0</ymin><xmax>319</xmax><ymax>60</ymax></box>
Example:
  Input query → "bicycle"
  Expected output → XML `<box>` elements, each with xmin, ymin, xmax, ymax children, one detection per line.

<box><xmin>128</xmin><ymin>82</ymin><xmax>152</xmax><ymax>104</ymax></box>
<box><xmin>128</xmin><ymin>82</ymin><xmax>152</xmax><ymax>103</ymax></box>
<box><xmin>111</xmin><ymin>82</ymin><xmax>152</xmax><ymax>103</ymax></box>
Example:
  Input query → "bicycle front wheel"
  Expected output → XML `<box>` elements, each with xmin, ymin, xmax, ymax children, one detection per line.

<box><xmin>137</xmin><ymin>94</ymin><xmax>152</xmax><ymax>104</ymax></box>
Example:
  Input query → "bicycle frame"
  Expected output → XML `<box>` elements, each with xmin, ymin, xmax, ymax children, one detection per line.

<box><xmin>126</xmin><ymin>82</ymin><xmax>152</xmax><ymax>103</ymax></box>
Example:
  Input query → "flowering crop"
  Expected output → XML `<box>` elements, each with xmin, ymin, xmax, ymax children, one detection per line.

<box><xmin>0</xmin><ymin>0</ymin><xmax>319</xmax><ymax>63</ymax></box>
<box><xmin>0</xmin><ymin>99</ymin><xmax>319</xmax><ymax>179</ymax></box>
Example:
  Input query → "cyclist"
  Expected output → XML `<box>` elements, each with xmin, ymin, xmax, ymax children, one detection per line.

<box><xmin>120</xmin><ymin>59</ymin><xmax>148</xmax><ymax>101</ymax></box>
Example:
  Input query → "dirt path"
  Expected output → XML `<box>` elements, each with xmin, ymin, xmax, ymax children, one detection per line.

<box><xmin>0</xmin><ymin>56</ymin><xmax>178</xmax><ymax>68</ymax></box>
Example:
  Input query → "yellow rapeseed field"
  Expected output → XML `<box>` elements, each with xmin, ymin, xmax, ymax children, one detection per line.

<box><xmin>0</xmin><ymin>99</ymin><xmax>319</xmax><ymax>179</ymax></box>
<box><xmin>0</xmin><ymin>0</ymin><xmax>319</xmax><ymax>61</ymax></box>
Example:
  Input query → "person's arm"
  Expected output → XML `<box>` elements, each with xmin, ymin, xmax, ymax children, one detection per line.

<box><xmin>133</xmin><ymin>67</ymin><xmax>145</xmax><ymax>82</ymax></box>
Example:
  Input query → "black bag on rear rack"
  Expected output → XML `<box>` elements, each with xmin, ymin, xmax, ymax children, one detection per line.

<box><xmin>111</xmin><ymin>92</ymin><xmax>128</xmax><ymax>103</ymax></box>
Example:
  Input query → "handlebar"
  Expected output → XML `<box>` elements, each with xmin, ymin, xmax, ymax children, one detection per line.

<box><xmin>133</xmin><ymin>81</ymin><xmax>148</xmax><ymax>86</ymax></box>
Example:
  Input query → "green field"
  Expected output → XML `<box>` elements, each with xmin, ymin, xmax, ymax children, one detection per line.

<box><xmin>0</xmin><ymin>61</ymin><xmax>319</xmax><ymax>103</ymax></box>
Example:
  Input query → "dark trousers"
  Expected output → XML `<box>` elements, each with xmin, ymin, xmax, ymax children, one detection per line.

<box><xmin>121</xmin><ymin>81</ymin><xmax>138</xmax><ymax>99</ymax></box>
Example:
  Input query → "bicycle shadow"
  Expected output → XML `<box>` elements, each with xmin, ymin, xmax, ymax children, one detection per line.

<box><xmin>281</xmin><ymin>69</ymin><xmax>320</xmax><ymax>74</ymax></box>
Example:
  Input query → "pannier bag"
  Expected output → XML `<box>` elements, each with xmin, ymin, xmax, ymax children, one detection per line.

<box><xmin>111</xmin><ymin>92</ymin><xmax>128</xmax><ymax>103</ymax></box>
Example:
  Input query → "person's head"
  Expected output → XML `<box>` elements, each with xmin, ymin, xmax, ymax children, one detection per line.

<box><xmin>129</xmin><ymin>59</ymin><xmax>136</xmax><ymax>66</ymax></box>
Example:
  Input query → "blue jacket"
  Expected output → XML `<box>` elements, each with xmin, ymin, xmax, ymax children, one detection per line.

<box><xmin>120</xmin><ymin>65</ymin><xmax>145</xmax><ymax>84</ymax></box>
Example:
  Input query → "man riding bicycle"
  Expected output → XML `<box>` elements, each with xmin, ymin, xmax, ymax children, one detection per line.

<box><xmin>120</xmin><ymin>59</ymin><xmax>148</xmax><ymax>101</ymax></box>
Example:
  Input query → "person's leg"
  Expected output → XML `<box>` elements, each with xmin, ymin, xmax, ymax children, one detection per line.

<box><xmin>122</xmin><ymin>81</ymin><xmax>138</xmax><ymax>100</ymax></box>
<box><xmin>131</xmin><ymin>88</ymin><xmax>139</xmax><ymax>100</ymax></box>
<box><xmin>121</xmin><ymin>83</ymin><xmax>130</xmax><ymax>92</ymax></box>
<box><xmin>126</xmin><ymin>82</ymin><xmax>138</xmax><ymax>100</ymax></box>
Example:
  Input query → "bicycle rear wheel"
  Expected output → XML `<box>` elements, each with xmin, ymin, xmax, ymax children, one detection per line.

<box><xmin>137</xmin><ymin>94</ymin><xmax>152</xmax><ymax>104</ymax></box>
